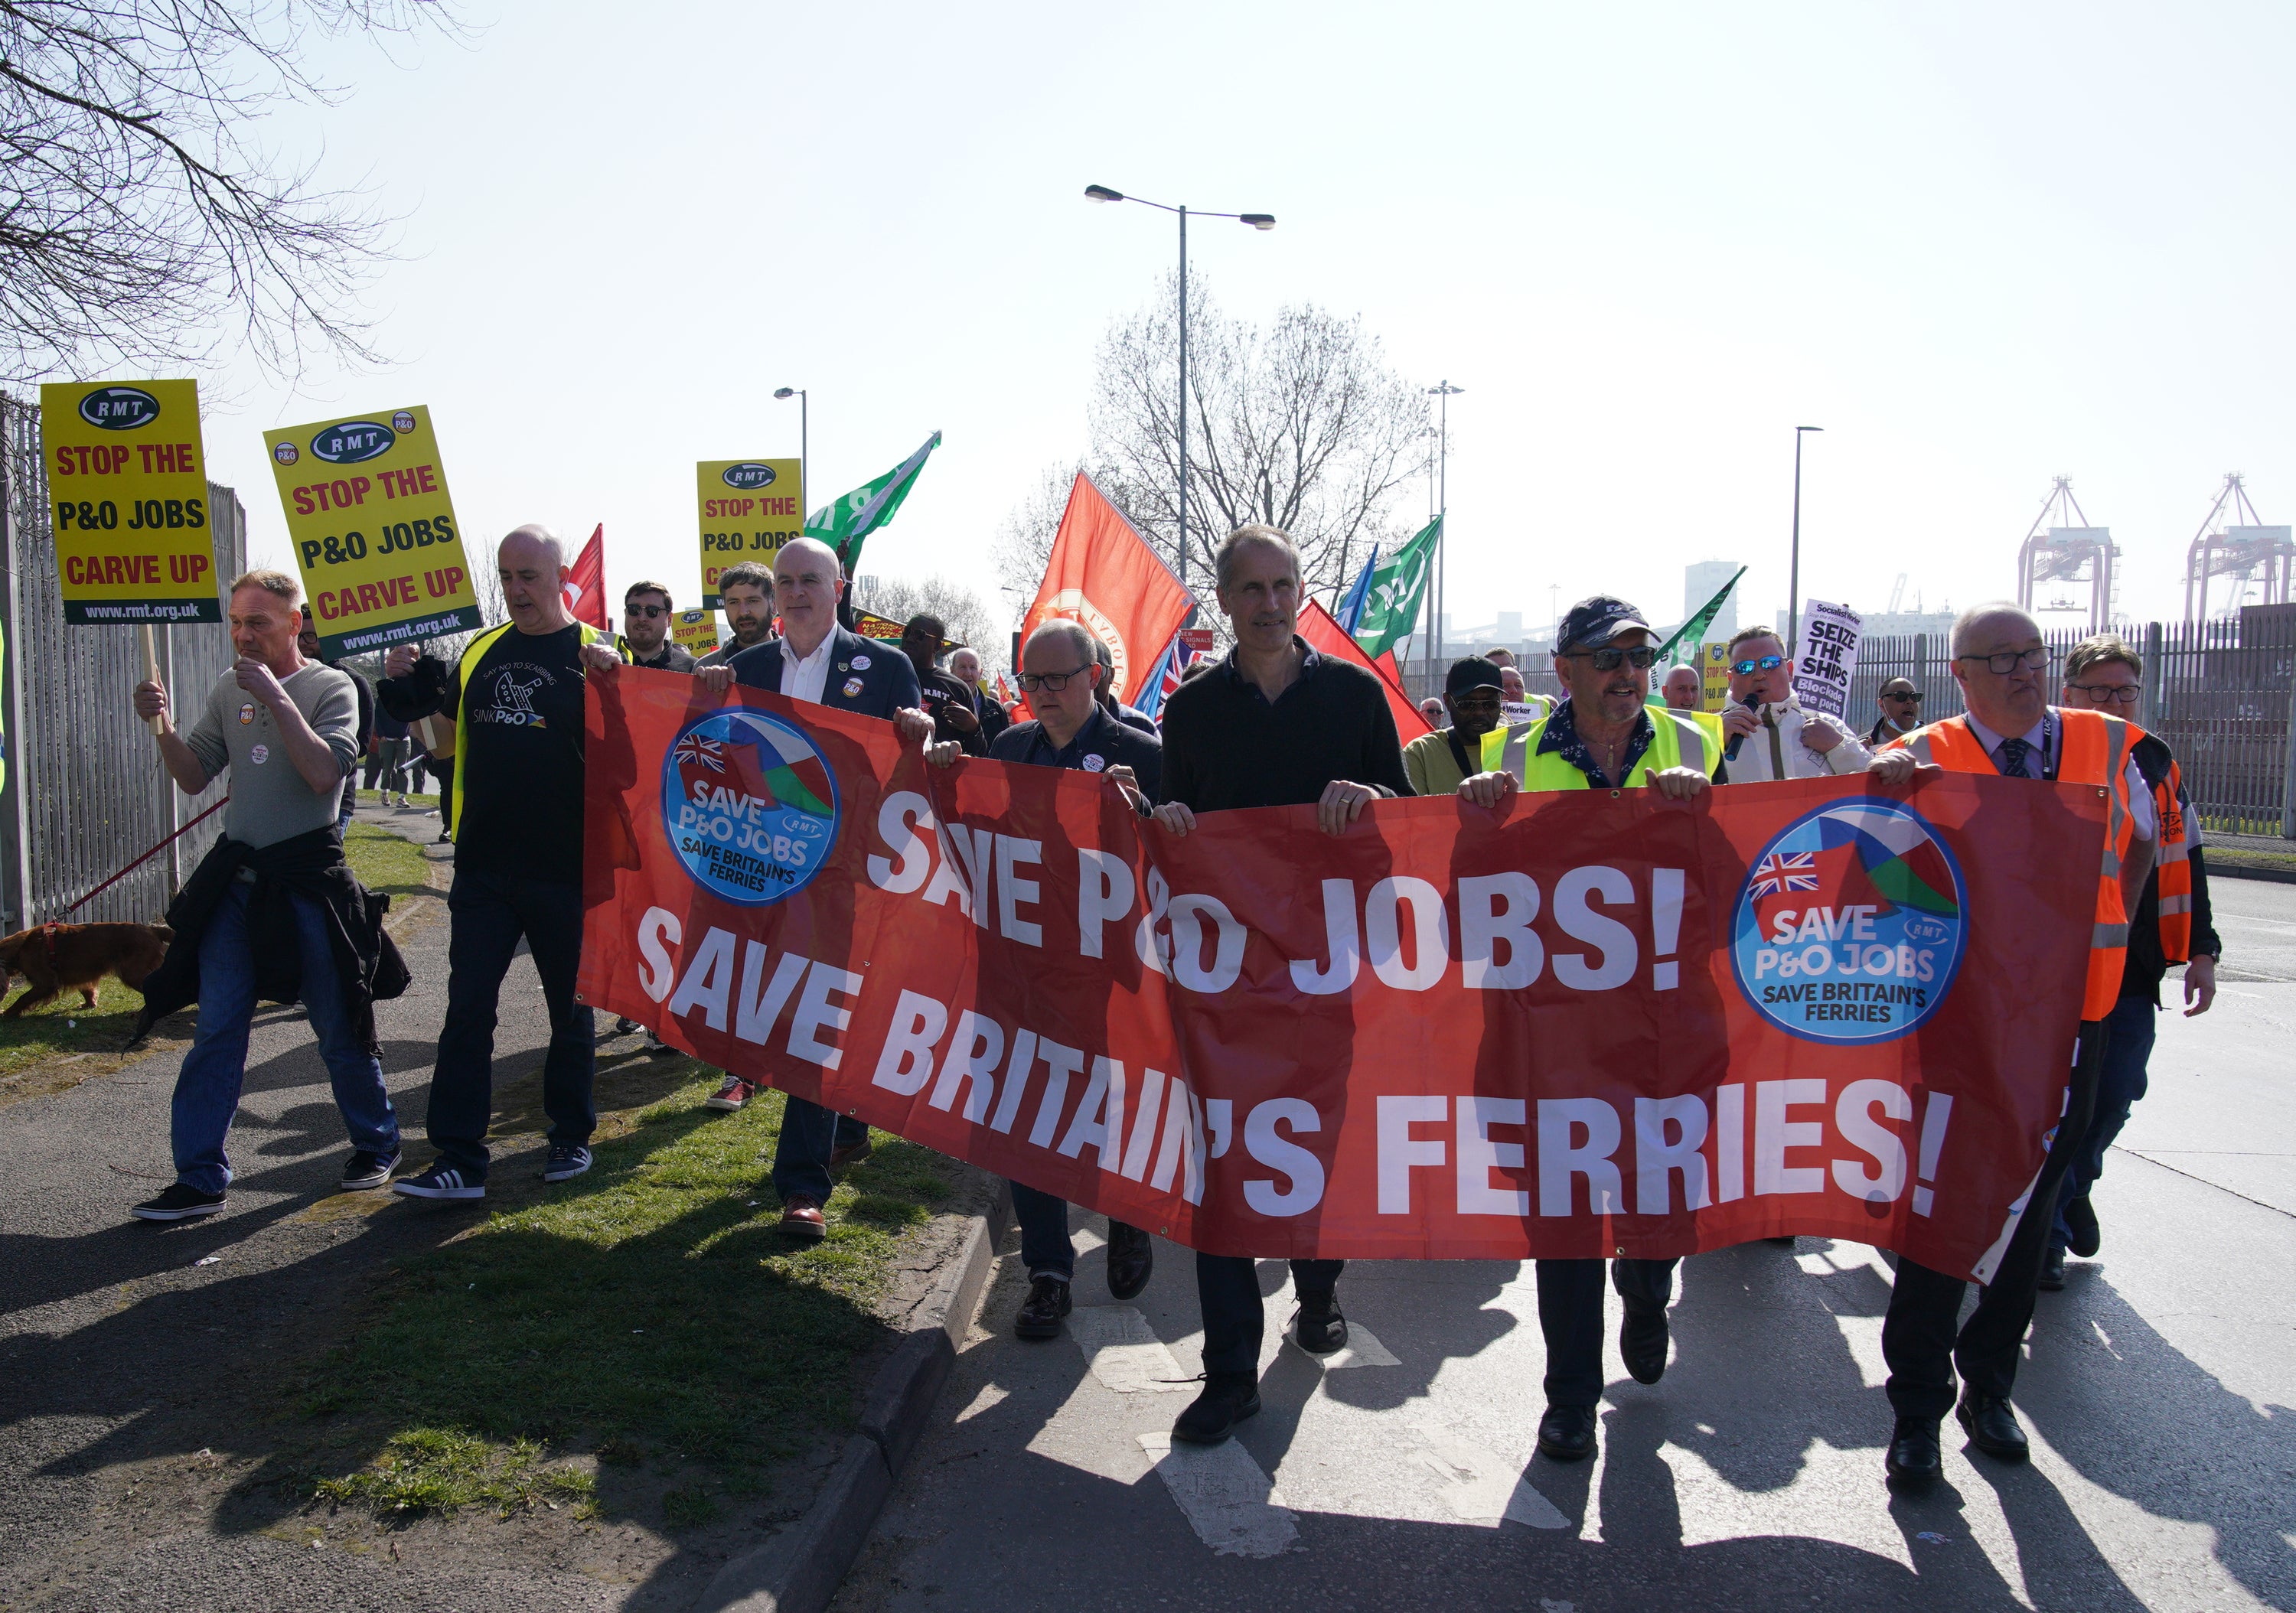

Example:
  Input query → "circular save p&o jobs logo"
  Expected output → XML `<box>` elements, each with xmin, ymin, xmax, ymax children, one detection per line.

<box><xmin>661</xmin><ymin>709</ymin><xmax>840</xmax><ymax>906</ymax></box>
<box><xmin>1730</xmin><ymin>799</ymin><xmax>1967</xmax><ymax>1045</ymax></box>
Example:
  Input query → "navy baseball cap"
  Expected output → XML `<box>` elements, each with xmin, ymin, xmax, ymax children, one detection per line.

<box><xmin>1556</xmin><ymin>595</ymin><xmax>1655</xmax><ymax>651</ymax></box>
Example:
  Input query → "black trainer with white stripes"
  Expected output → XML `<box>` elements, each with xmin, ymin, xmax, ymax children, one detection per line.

<box><xmin>392</xmin><ymin>1163</ymin><xmax>485</xmax><ymax>1201</ymax></box>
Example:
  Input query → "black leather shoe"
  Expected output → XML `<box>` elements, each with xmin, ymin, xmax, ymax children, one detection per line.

<box><xmin>2037</xmin><ymin>1246</ymin><xmax>2066</xmax><ymax>1291</ymax></box>
<box><xmin>1885</xmin><ymin>1418</ymin><xmax>1942</xmax><ymax>1488</ymax></box>
<box><xmin>1294</xmin><ymin>1292</ymin><xmax>1348</xmax><ymax>1355</ymax></box>
<box><xmin>1106</xmin><ymin>1221</ymin><xmax>1153</xmax><ymax>1302</ymax></box>
<box><xmin>1619</xmin><ymin>1303</ymin><xmax>1668</xmax><ymax>1385</ymax></box>
<box><xmin>1013</xmin><ymin>1273</ymin><xmax>1072</xmax><ymax>1341</ymax></box>
<box><xmin>1536</xmin><ymin>1403</ymin><xmax>1597</xmax><ymax>1462</ymax></box>
<box><xmin>2062</xmin><ymin>1194</ymin><xmax>2101</xmax><ymax>1258</ymax></box>
<box><xmin>1957</xmin><ymin>1390</ymin><xmax>2029</xmax><ymax>1461</ymax></box>
<box><xmin>1172</xmin><ymin>1372</ymin><xmax>1261</xmax><ymax>1445</ymax></box>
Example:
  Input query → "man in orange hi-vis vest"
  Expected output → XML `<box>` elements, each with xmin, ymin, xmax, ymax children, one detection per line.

<box><xmin>2042</xmin><ymin>634</ymin><xmax>2220</xmax><ymax>1292</ymax></box>
<box><xmin>1865</xmin><ymin>603</ymin><xmax>2158</xmax><ymax>1491</ymax></box>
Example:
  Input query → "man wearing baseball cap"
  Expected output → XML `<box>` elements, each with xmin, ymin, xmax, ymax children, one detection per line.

<box><xmin>1403</xmin><ymin>657</ymin><xmax>1516</xmax><ymax>797</ymax></box>
<box><xmin>1446</xmin><ymin>594</ymin><xmax>1721</xmax><ymax>1466</ymax></box>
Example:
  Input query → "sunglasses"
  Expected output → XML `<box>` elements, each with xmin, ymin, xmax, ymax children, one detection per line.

<box><xmin>1883</xmin><ymin>689</ymin><xmax>1923</xmax><ymax>702</ymax></box>
<box><xmin>1730</xmin><ymin>654</ymin><xmax>1786</xmax><ymax>676</ymax></box>
<box><xmin>1563</xmin><ymin>646</ymin><xmax>1658</xmax><ymax>671</ymax></box>
<box><xmin>626</xmin><ymin>603</ymin><xmax>667</xmax><ymax>618</ymax></box>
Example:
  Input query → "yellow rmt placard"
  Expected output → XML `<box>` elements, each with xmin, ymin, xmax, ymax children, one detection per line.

<box><xmin>266</xmin><ymin>406</ymin><xmax>483</xmax><ymax>659</ymax></box>
<box><xmin>41</xmin><ymin>380</ymin><xmax>220</xmax><ymax>624</ymax></box>
<box><xmin>671</xmin><ymin>608</ymin><xmax>721</xmax><ymax>657</ymax></box>
<box><xmin>1701</xmin><ymin>641</ymin><xmax>1730</xmax><ymax>712</ymax></box>
<box><xmin>696</xmin><ymin>458</ymin><xmax>803</xmax><ymax>609</ymax></box>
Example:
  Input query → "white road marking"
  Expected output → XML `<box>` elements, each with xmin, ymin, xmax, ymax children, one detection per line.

<box><xmin>1068</xmin><ymin>1305</ymin><xmax>1195</xmax><ymax>1393</ymax></box>
<box><xmin>1411</xmin><ymin>1425</ymin><xmax>1570</xmax><ymax>1528</ymax></box>
<box><xmin>1269</xmin><ymin>1320</ymin><xmax>1402</xmax><ymax>1370</ymax></box>
<box><xmin>1138</xmin><ymin>1433</ymin><xmax>1300</xmax><ymax>1557</ymax></box>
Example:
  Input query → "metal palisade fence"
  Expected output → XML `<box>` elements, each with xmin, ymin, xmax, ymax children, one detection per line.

<box><xmin>0</xmin><ymin>392</ymin><xmax>248</xmax><ymax>930</ymax></box>
<box><xmin>1845</xmin><ymin>611</ymin><xmax>2296</xmax><ymax>838</ymax></box>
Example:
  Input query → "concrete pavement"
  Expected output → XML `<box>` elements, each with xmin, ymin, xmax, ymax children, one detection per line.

<box><xmin>833</xmin><ymin>882</ymin><xmax>2296</xmax><ymax>1613</ymax></box>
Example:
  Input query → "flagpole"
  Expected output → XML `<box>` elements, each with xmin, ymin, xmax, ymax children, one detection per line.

<box><xmin>1427</xmin><ymin>381</ymin><xmax>1464</xmax><ymax>693</ymax></box>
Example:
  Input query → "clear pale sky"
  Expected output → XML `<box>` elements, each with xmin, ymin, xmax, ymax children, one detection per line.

<box><xmin>194</xmin><ymin>2</ymin><xmax>2296</xmax><ymax>645</ymax></box>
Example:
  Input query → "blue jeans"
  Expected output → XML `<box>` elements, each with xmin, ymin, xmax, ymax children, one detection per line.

<box><xmin>426</xmin><ymin>868</ymin><xmax>594</xmax><ymax>1178</ymax></box>
<box><xmin>172</xmin><ymin>881</ymin><xmax>398</xmax><ymax>1194</ymax></box>
<box><xmin>2051</xmin><ymin>994</ymin><xmax>2156</xmax><ymax>1252</ymax></box>
<box><xmin>771</xmin><ymin>1097</ymin><xmax>869</xmax><ymax>1205</ymax></box>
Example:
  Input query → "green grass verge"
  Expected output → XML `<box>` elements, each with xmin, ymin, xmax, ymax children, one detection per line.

<box><xmin>0</xmin><ymin>820</ymin><xmax>434</xmax><ymax>1080</ymax></box>
<box><xmin>299</xmin><ymin>1074</ymin><xmax>957</xmax><ymax>1523</ymax></box>
<box><xmin>357</xmin><ymin>788</ymin><xmax>440</xmax><ymax>808</ymax></box>
<box><xmin>2213</xmin><ymin>847</ymin><xmax>2296</xmax><ymax>872</ymax></box>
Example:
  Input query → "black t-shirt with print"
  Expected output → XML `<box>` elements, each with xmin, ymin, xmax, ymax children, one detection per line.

<box><xmin>449</xmin><ymin>624</ymin><xmax>589</xmax><ymax>881</ymax></box>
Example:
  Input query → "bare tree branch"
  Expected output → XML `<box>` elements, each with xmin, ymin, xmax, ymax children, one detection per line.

<box><xmin>0</xmin><ymin>0</ymin><xmax>459</xmax><ymax>380</ymax></box>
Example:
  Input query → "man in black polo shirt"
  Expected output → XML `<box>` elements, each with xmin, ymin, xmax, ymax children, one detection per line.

<box><xmin>926</xmin><ymin>618</ymin><xmax>1162</xmax><ymax>1338</ymax></box>
<box><xmin>902</xmin><ymin>613</ymin><xmax>990</xmax><ymax>754</ymax></box>
<box><xmin>1151</xmin><ymin>523</ymin><xmax>1411</xmax><ymax>1445</ymax></box>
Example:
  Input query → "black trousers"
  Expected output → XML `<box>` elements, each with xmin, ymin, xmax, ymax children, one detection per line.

<box><xmin>1535</xmin><ymin>1256</ymin><xmax>1680</xmax><ymax>1408</ymax></box>
<box><xmin>1197</xmin><ymin>1253</ymin><xmax>1343</xmax><ymax>1375</ymax></box>
<box><xmin>1880</xmin><ymin>1015</ymin><xmax>2108</xmax><ymax>1422</ymax></box>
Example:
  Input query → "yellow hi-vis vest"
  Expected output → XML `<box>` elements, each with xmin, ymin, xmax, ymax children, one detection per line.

<box><xmin>449</xmin><ymin>620</ymin><xmax>625</xmax><ymax>839</ymax></box>
<box><xmin>1480</xmin><ymin>706</ymin><xmax>1720</xmax><ymax>791</ymax></box>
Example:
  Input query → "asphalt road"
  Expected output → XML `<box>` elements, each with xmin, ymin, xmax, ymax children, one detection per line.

<box><xmin>835</xmin><ymin>878</ymin><xmax>2296</xmax><ymax>1613</ymax></box>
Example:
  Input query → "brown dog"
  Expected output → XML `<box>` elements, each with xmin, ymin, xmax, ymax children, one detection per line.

<box><xmin>0</xmin><ymin>921</ymin><xmax>172</xmax><ymax>1017</ymax></box>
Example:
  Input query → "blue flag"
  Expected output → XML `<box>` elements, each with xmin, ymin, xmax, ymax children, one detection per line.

<box><xmin>1336</xmin><ymin>546</ymin><xmax>1379</xmax><ymax>636</ymax></box>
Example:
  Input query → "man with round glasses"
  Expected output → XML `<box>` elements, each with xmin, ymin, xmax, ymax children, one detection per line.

<box><xmin>1867</xmin><ymin>676</ymin><xmax>1923</xmax><ymax>745</ymax></box>
<box><xmin>1864</xmin><ymin>603</ymin><xmax>2157</xmax><ymax>1489</ymax></box>
<box><xmin>921</xmin><ymin>618</ymin><xmax>1161</xmax><ymax>1340</ymax></box>
<box><xmin>1716</xmin><ymin>625</ymin><xmax>1870</xmax><ymax>782</ymax></box>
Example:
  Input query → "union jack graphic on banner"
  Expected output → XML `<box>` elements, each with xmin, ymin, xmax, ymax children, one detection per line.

<box><xmin>673</xmin><ymin>734</ymin><xmax>727</xmax><ymax>772</ymax></box>
<box><xmin>1751</xmin><ymin>850</ymin><xmax>1821</xmax><ymax>897</ymax></box>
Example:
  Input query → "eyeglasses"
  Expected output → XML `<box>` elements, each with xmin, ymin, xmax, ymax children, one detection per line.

<box><xmin>626</xmin><ymin>604</ymin><xmax>667</xmax><ymax>618</ymax></box>
<box><xmin>1450</xmin><ymin>690</ymin><xmax>1504</xmax><ymax>710</ymax></box>
<box><xmin>1730</xmin><ymin>653</ymin><xmax>1786</xmax><ymax>676</ymax></box>
<box><xmin>1562</xmin><ymin>646</ymin><xmax>1658</xmax><ymax>671</ymax></box>
<box><xmin>2066</xmin><ymin>681</ymin><xmax>2142</xmax><ymax>705</ymax></box>
<box><xmin>1883</xmin><ymin>689</ymin><xmax>1923</xmax><ymax>702</ymax></box>
<box><xmin>1956</xmin><ymin>647</ymin><xmax>2050</xmax><ymax>675</ymax></box>
<box><xmin>1016</xmin><ymin>666</ymin><xmax>1091</xmax><ymax>692</ymax></box>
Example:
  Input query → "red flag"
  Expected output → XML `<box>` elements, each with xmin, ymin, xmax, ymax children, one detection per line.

<box><xmin>565</xmin><ymin>523</ymin><xmax>608</xmax><ymax>628</ymax></box>
<box><xmin>1019</xmin><ymin>474</ymin><xmax>1195</xmax><ymax>703</ymax></box>
<box><xmin>1298</xmin><ymin>599</ymin><xmax>1435</xmax><ymax>739</ymax></box>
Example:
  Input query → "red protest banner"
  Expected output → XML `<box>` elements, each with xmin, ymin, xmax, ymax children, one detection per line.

<box><xmin>580</xmin><ymin>670</ymin><xmax>2103</xmax><ymax>1282</ymax></box>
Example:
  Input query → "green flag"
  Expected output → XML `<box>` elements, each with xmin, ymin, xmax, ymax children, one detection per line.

<box><xmin>804</xmin><ymin>430</ymin><xmax>943</xmax><ymax>570</ymax></box>
<box><xmin>1353</xmin><ymin>516</ymin><xmax>1440</xmax><ymax>659</ymax></box>
<box><xmin>1655</xmin><ymin>565</ymin><xmax>1745</xmax><ymax>666</ymax></box>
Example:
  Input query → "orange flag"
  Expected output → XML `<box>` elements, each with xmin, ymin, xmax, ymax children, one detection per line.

<box><xmin>1019</xmin><ymin>473</ymin><xmax>1195</xmax><ymax>703</ymax></box>
<box><xmin>1297</xmin><ymin>598</ymin><xmax>1436</xmax><ymax>739</ymax></box>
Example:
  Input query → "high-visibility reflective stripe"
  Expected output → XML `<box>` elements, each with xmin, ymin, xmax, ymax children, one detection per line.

<box><xmin>2158</xmin><ymin>894</ymin><xmax>2193</xmax><ymax>915</ymax></box>
<box><xmin>1671</xmin><ymin>711</ymin><xmax>1708</xmax><ymax>777</ymax></box>
<box><xmin>2093</xmin><ymin>923</ymin><xmax>2129</xmax><ymax>948</ymax></box>
<box><xmin>2160</xmin><ymin>836</ymin><xmax>2191</xmax><ymax>863</ymax></box>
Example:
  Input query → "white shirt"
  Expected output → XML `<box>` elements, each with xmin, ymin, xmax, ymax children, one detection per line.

<box><xmin>778</xmin><ymin>632</ymin><xmax>836</xmax><ymax>706</ymax></box>
<box><xmin>1963</xmin><ymin>712</ymin><xmax>2155</xmax><ymax>841</ymax></box>
<box><xmin>1726</xmin><ymin>696</ymin><xmax>1872</xmax><ymax>782</ymax></box>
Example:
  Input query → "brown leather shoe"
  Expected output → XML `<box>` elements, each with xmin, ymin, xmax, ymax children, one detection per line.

<box><xmin>829</xmin><ymin>1132</ymin><xmax>873</xmax><ymax>1169</ymax></box>
<box><xmin>779</xmin><ymin>1194</ymin><xmax>827</xmax><ymax>1241</ymax></box>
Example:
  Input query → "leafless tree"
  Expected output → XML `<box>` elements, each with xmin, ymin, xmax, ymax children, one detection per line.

<box><xmin>853</xmin><ymin>574</ymin><xmax>996</xmax><ymax>664</ymax></box>
<box><xmin>990</xmin><ymin>458</ymin><xmax>1087</xmax><ymax>603</ymax></box>
<box><xmin>1088</xmin><ymin>274</ymin><xmax>1431</xmax><ymax>601</ymax></box>
<box><xmin>0</xmin><ymin>0</ymin><xmax>457</xmax><ymax>380</ymax></box>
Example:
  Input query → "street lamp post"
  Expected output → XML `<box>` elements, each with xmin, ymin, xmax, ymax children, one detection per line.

<box><xmin>1426</xmin><ymin>382</ymin><xmax>1463</xmax><ymax>693</ymax></box>
<box><xmin>773</xmin><ymin>387</ymin><xmax>807</xmax><ymax>494</ymax></box>
<box><xmin>1787</xmin><ymin>425</ymin><xmax>1823</xmax><ymax>656</ymax></box>
<box><xmin>1085</xmin><ymin>184</ymin><xmax>1275</xmax><ymax>588</ymax></box>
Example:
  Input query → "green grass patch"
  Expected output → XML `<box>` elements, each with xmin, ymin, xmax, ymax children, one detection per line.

<box><xmin>302</xmin><ymin>1075</ymin><xmax>957</xmax><ymax>1525</ymax></box>
<box><xmin>344</xmin><ymin>820</ymin><xmax>439</xmax><ymax>904</ymax></box>
<box><xmin>357</xmin><ymin>788</ymin><xmax>440</xmax><ymax>807</ymax></box>
<box><xmin>2213</xmin><ymin>846</ymin><xmax>2296</xmax><ymax>872</ymax></box>
<box><xmin>311</xmin><ymin>1429</ymin><xmax>595</xmax><ymax>1519</ymax></box>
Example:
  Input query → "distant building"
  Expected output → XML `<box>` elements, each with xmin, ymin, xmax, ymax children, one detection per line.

<box><xmin>1685</xmin><ymin>560</ymin><xmax>1743</xmax><ymax>644</ymax></box>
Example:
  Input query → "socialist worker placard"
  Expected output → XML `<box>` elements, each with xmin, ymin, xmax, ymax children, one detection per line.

<box><xmin>41</xmin><ymin>380</ymin><xmax>220</xmax><ymax>624</ymax></box>
<box><xmin>265</xmin><ymin>406</ymin><xmax>482</xmax><ymax>658</ymax></box>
